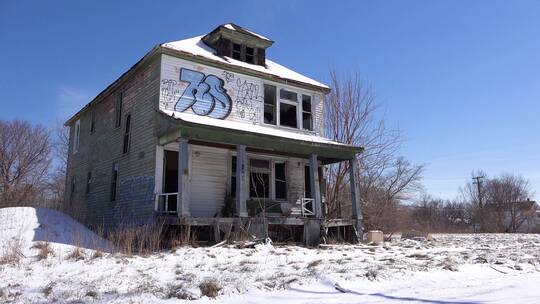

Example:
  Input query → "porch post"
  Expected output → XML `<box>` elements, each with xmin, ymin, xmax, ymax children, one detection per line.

<box><xmin>309</xmin><ymin>154</ymin><xmax>323</xmax><ymax>218</ymax></box>
<box><xmin>177</xmin><ymin>137</ymin><xmax>190</xmax><ymax>217</ymax></box>
<box><xmin>236</xmin><ymin>144</ymin><xmax>248</xmax><ymax>217</ymax></box>
<box><xmin>349</xmin><ymin>156</ymin><xmax>363</xmax><ymax>229</ymax></box>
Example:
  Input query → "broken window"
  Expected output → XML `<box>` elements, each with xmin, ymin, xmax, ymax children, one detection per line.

<box><xmin>279</xmin><ymin>89</ymin><xmax>298</xmax><ymax>101</ymax></box>
<box><xmin>115</xmin><ymin>92</ymin><xmax>123</xmax><ymax>128</ymax></box>
<box><xmin>249</xmin><ymin>159</ymin><xmax>270</xmax><ymax>198</ymax></box>
<box><xmin>279</xmin><ymin>102</ymin><xmax>297</xmax><ymax>128</ymax></box>
<box><xmin>245</xmin><ymin>46</ymin><xmax>254</xmax><ymax>64</ymax></box>
<box><xmin>123</xmin><ymin>114</ymin><xmax>131</xmax><ymax>154</ymax></box>
<box><xmin>110</xmin><ymin>162</ymin><xmax>119</xmax><ymax>202</ymax></box>
<box><xmin>232</xmin><ymin>43</ymin><xmax>242</xmax><ymax>60</ymax></box>
<box><xmin>302</xmin><ymin>94</ymin><xmax>313</xmax><ymax>131</ymax></box>
<box><xmin>275</xmin><ymin>162</ymin><xmax>287</xmax><ymax>200</ymax></box>
<box><xmin>263</xmin><ymin>84</ymin><xmax>276</xmax><ymax>125</ymax></box>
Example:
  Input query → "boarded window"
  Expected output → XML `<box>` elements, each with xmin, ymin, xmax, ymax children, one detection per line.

<box><xmin>275</xmin><ymin>162</ymin><xmax>287</xmax><ymax>200</ymax></box>
<box><xmin>115</xmin><ymin>92</ymin><xmax>123</xmax><ymax>128</ymax></box>
<box><xmin>263</xmin><ymin>85</ymin><xmax>276</xmax><ymax>125</ymax></box>
<box><xmin>279</xmin><ymin>103</ymin><xmax>297</xmax><ymax>128</ymax></box>
<box><xmin>123</xmin><ymin>114</ymin><xmax>131</xmax><ymax>154</ymax></box>
<box><xmin>302</xmin><ymin>94</ymin><xmax>313</xmax><ymax>130</ymax></box>
<box><xmin>110</xmin><ymin>162</ymin><xmax>119</xmax><ymax>202</ymax></box>
<box><xmin>232</xmin><ymin>43</ymin><xmax>242</xmax><ymax>60</ymax></box>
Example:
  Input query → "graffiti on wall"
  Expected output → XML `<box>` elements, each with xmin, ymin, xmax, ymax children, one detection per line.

<box><xmin>174</xmin><ymin>68</ymin><xmax>232</xmax><ymax>119</ymax></box>
<box><xmin>234</xmin><ymin>78</ymin><xmax>262</xmax><ymax>123</ymax></box>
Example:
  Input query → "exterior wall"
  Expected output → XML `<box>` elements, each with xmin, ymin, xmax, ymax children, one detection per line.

<box><xmin>64</xmin><ymin>55</ymin><xmax>162</xmax><ymax>228</ymax></box>
<box><xmin>159</xmin><ymin>54</ymin><xmax>325</xmax><ymax>137</ymax></box>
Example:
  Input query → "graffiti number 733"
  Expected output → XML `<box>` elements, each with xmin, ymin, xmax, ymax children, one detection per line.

<box><xmin>174</xmin><ymin>68</ymin><xmax>232</xmax><ymax>119</ymax></box>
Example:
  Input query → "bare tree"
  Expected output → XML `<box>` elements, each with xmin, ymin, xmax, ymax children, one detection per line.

<box><xmin>0</xmin><ymin>120</ymin><xmax>52</xmax><ymax>207</ymax></box>
<box><xmin>46</xmin><ymin>120</ymin><xmax>70</xmax><ymax>209</ymax></box>
<box><xmin>461</xmin><ymin>171</ymin><xmax>535</xmax><ymax>232</ymax></box>
<box><xmin>324</xmin><ymin>70</ymin><xmax>424</xmax><ymax>231</ymax></box>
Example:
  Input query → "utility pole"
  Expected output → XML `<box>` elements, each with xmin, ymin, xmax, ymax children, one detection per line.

<box><xmin>472</xmin><ymin>175</ymin><xmax>485</xmax><ymax>208</ymax></box>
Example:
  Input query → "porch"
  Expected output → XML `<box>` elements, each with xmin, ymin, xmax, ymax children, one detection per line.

<box><xmin>153</xmin><ymin>115</ymin><xmax>364</xmax><ymax>245</ymax></box>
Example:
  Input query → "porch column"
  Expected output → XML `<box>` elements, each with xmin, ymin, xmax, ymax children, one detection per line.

<box><xmin>309</xmin><ymin>154</ymin><xmax>323</xmax><ymax>218</ymax></box>
<box><xmin>349</xmin><ymin>156</ymin><xmax>363</xmax><ymax>227</ymax></box>
<box><xmin>177</xmin><ymin>137</ymin><xmax>190</xmax><ymax>217</ymax></box>
<box><xmin>235</xmin><ymin>144</ymin><xmax>248</xmax><ymax>217</ymax></box>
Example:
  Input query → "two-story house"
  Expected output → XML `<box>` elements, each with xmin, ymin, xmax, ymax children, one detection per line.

<box><xmin>64</xmin><ymin>24</ymin><xmax>363</xmax><ymax>245</ymax></box>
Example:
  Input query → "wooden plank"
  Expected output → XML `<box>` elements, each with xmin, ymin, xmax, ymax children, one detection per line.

<box><xmin>177</xmin><ymin>137</ymin><xmax>190</xmax><ymax>217</ymax></box>
<box><xmin>349</xmin><ymin>157</ymin><xmax>363</xmax><ymax>231</ymax></box>
<box><xmin>236</xmin><ymin>145</ymin><xmax>248</xmax><ymax>217</ymax></box>
<box><xmin>309</xmin><ymin>154</ymin><xmax>323</xmax><ymax>218</ymax></box>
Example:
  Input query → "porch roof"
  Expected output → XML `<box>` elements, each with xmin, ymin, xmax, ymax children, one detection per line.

<box><xmin>157</xmin><ymin>110</ymin><xmax>363</xmax><ymax>163</ymax></box>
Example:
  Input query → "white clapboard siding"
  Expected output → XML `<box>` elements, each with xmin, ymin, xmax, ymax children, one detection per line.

<box><xmin>190</xmin><ymin>146</ymin><xmax>228</xmax><ymax>217</ymax></box>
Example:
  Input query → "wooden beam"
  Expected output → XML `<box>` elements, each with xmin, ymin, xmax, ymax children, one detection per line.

<box><xmin>349</xmin><ymin>157</ymin><xmax>363</xmax><ymax>231</ymax></box>
<box><xmin>177</xmin><ymin>137</ymin><xmax>190</xmax><ymax>217</ymax></box>
<box><xmin>309</xmin><ymin>154</ymin><xmax>323</xmax><ymax>218</ymax></box>
<box><xmin>236</xmin><ymin>145</ymin><xmax>248</xmax><ymax>217</ymax></box>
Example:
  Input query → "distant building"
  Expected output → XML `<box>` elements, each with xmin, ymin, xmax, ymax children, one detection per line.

<box><xmin>64</xmin><ymin>24</ymin><xmax>363</xmax><ymax>244</ymax></box>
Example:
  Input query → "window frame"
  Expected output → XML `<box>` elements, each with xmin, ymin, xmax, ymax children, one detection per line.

<box><xmin>73</xmin><ymin>119</ymin><xmax>80</xmax><ymax>154</ymax></box>
<box><xmin>114</xmin><ymin>91</ymin><xmax>123</xmax><ymax>129</ymax></box>
<box><xmin>122</xmin><ymin>113</ymin><xmax>131</xmax><ymax>154</ymax></box>
<box><xmin>261</xmin><ymin>82</ymin><xmax>315</xmax><ymax>132</ymax></box>
<box><xmin>110</xmin><ymin>162</ymin><xmax>119</xmax><ymax>202</ymax></box>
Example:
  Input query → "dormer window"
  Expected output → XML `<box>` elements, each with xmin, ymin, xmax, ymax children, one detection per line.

<box><xmin>202</xmin><ymin>24</ymin><xmax>273</xmax><ymax>67</ymax></box>
<box><xmin>232</xmin><ymin>43</ymin><xmax>242</xmax><ymax>60</ymax></box>
<box><xmin>245</xmin><ymin>47</ymin><xmax>255</xmax><ymax>64</ymax></box>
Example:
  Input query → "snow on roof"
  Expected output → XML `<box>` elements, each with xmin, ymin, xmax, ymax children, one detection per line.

<box><xmin>222</xmin><ymin>23</ymin><xmax>272</xmax><ymax>42</ymax></box>
<box><xmin>161</xmin><ymin>109</ymin><xmax>348</xmax><ymax>147</ymax></box>
<box><xmin>161</xmin><ymin>35</ymin><xmax>329</xmax><ymax>90</ymax></box>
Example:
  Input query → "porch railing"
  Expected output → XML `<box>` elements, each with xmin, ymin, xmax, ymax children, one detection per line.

<box><xmin>155</xmin><ymin>192</ymin><xmax>178</xmax><ymax>214</ymax></box>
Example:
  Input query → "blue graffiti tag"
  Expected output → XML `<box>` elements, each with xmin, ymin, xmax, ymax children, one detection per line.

<box><xmin>174</xmin><ymin>68</ymin><xmax>232</xmax><ymax>119</ymax></box>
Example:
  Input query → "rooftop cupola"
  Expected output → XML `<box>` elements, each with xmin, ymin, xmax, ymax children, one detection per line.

<box><xmin>202</xmin><ymin>23</ymin><xmax>273</xmax><ymax>67</ymax></box>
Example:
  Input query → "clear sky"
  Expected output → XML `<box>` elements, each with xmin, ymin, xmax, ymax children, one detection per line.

<box><xmin>1</xmin><ymin>0</ymin><xmax>539</xmax><ymax>200</ymax></box>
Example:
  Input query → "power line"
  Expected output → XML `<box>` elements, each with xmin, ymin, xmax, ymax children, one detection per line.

<box><xmin>472</xmin><ymin>175</ymin><xmax>485</xmax><ymax>208</ymax></box>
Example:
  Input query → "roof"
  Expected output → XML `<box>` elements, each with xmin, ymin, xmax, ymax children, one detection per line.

<box><xmin>158</xmin><ymin>109</ymin><xmax>363</xmax><ymax>162</ymax></box>
<box><xmin>161</xmin><ymin>109</ymin><xmax>350</xmax><ymax>147</ymax></box>
<box><xmin>161</xmin><ymin>35</ymin><xmax>329</xmax><ymax>90</ymax></box>
<box><xmin>221</xmin><ymin>23</ymin><xmax>272</xmax><ymax>42</ymax></box>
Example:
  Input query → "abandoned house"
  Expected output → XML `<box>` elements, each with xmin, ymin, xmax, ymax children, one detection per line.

<box><xmin>64</xmin><ymin>23</ymin><xmax>363</xmax><ymax>245</ymax></box>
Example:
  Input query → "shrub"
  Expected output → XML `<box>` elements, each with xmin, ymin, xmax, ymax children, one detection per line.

<box><xmin>0</xmin><ymin>239</ymin><xmax>24</xmax><ymax>265</ymax></box>
<box><xmin>199</xmin><ymin>279</ymin><xmax>220</xmax><ymax>298</ymax></box>
<box><xmin>33</xmin><ymin>242</ymin><xmax>53</xmax><ymax>261</ymax></box>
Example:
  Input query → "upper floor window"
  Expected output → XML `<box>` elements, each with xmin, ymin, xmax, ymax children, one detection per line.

<box><xmin>302</xmin><ymin>95</ymin><xmax>313</xmax><ymax>131</ymax></box>
<box><xmin>263</xmin><ymin>86</ymin><xmax>314</xmax><ymax>131</ymax></box>
<box><xmin>90</xmin><ymin>110</ymin><xmax>96</xmax><ymax>134</ymax></box>
<box><xmin>115</xmin><ymin>92</ymin><xmax>123</xmax><ymax>128</ymax></box>
<box><xmin>263</xmin><ymin>85</ymin><xmax>276</xmax><ymax>125</ymax></box>
<box><xmin>73</xmin><ymin>119</ymin><xmax>80</xmax><ymax>154</ymax></box>
<box><xmin>279</xmin><ymin>89</ymin><xmax>298</xmax><ymax>128</ymax></box>
<box><xmin>230</xmin><ymin>43</ymin><xmax>257</xmax><ymax>64</ymax></box>
<box><xmin>123</xmin><ymin>114</ymin><xmax>131</xmax><ymax>154</ymax></box>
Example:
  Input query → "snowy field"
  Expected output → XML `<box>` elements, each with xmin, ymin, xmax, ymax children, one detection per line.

<box><xmin>1</xmin><ymin>207</ymin><xmax>540</xmax><ymax>303</ymax></box>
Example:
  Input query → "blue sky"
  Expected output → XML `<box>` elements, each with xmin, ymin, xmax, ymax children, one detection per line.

<box><xmin>1</xmin><ymin>0</ymin><xmax>539</xmax><ymax>200</ymax></box>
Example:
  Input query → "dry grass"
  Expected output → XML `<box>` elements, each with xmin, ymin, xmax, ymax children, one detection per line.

<box><xmin>66</xmin><ymin>246</ymin><xmax>85</xmax><ymax>261</ymax></box>
<box><xmin>91</xmin><ymin>250</ymin><xmax>103</xmax><ymax>259</ymax></box>
<box><xmin>199</xmin><ymin>279</ymin><xmax>221</xmax><ymax>298</ymax></box>
<box><xmin>307</xmin><ymin>259</ymin><xmax>322</xmax><ymax>268</ymax></box>
<box><xmin>33</xmin><ymin>242</ymin><xmax>53</xmax><ymax>261</ymax></box>
<box><xmin>108</xmin><ymin>220</ymin><xmax>165</xmax><ymax>255</ymax></box>
<box><xmin>0</xmin><ymin>238</ymin><xmax>24</xmax><ymax>265</ymax></box>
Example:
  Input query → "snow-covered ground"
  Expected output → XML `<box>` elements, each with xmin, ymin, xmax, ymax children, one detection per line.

<box><xmin>1</xmin><ymin>207</ymin><xmax>540</xmax><ymax>303</ymax></box>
